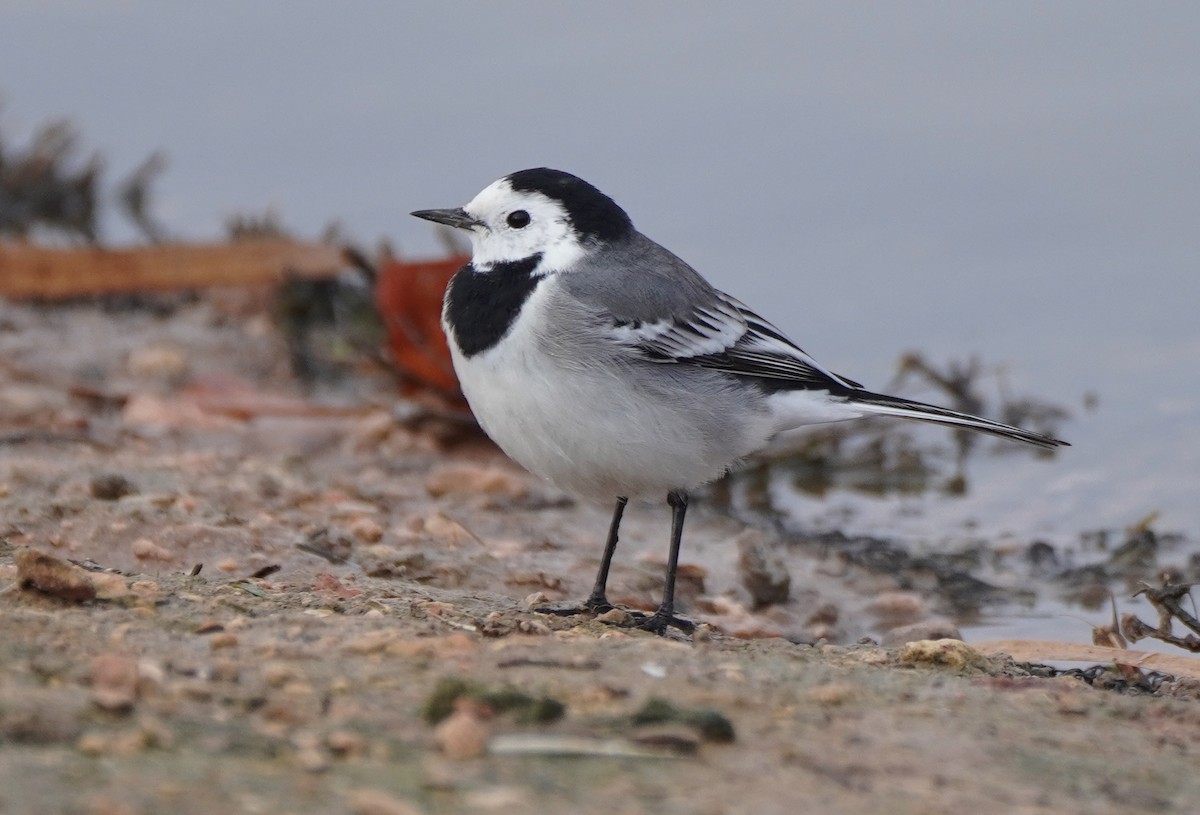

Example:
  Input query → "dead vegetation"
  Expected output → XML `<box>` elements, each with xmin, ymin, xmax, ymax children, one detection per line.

<box><xmin>1123</xmin><ymin>580</ymin><xmax>1200</xmax><ymax>653</ymax></box>
<box><xmin>0</xmin><ymin>112</ymin><xmax>168</xmax><ymax>245</ymax></box>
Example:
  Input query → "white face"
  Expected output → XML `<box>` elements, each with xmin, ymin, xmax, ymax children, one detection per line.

<box><xmin>461</xmin><ymin>178</ymin><xmax>587</xmax><ymax>272</ymax></box>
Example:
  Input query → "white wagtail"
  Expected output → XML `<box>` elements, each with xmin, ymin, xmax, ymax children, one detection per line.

<box><xmin>413</xmin><ymin>168</ymin><xmax>1068</xmax><ymax>635</ymax></box>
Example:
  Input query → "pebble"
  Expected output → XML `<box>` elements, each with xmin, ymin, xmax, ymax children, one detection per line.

<box><xmin>15</xmin><ymin>548</ymin><xmax>96</xmax><ymax>602</ymax></box>
<box><xmin>77</xmin><ymin>726</ymin><xmax>154</xmax><ymax>758</ymax></box>
<box><xmin>640</xmin><ymin>662</ymin><xmax>668</xmax><ymax>679</ymax></box>
<box><xmin>89</xmin><ymin>652</ymin><xmax>141</xmax><ymax>711</ymax></box>
<box><xmin>596</xmin><ymin>608</ymin><xmax>634</xmax><ymax>626</ymax></box>
<box><xmin>210</xmin><ymin>658</ymin><xmax>240</xmax><ymax>683</ymax></box>
<box><xmin>343</xmin><ymin>630</ymin><xmax>399</xmax><ymax>655</ymax></box>
<box><xmin>138</xmin><ymin>717</ymin><xmax>174</xmax><ymax>750</ymax></box>
<box><xmin>348</xmin><ymin>516</ymin><xmax>384</xmax><ymax>543</ymax></box>
<box><xmin>0</xmin><ymin>383</ymin><xmax>69</xmax><ymax>422</ymax></box>
<box><xmin>90</xmin><ymin>572</ymin><xmax>131</xmax><ymax>601</ymax></box>
<box><xmin>897</xmin><ymin>639</ymin><xmax>989</xmax><ymax>671</ymax></box>
<box><xmin>867</xmin><ymin>591</ymin><xmax>927</xmax><ymax>628</ymax></box>
<box><xmin>433</xmin><ymin>699</ymin><xmax>491</xmax><ymax>759</ymax></box>
<box><xmin>516</xmin><ymin>618</ymin><xmax>551</xmax><ymax>636</ymax></box>
<box><xmin>805</xmin><ymin>603</ymin><xmax>840</xmax><ymax>626</ymax></box>
<box><xmin>420</xmin><ymin>512</ymin><xmax>472</xmax><ymax>546</ymax></box>
<box><xmin>424</xmin><ymin>463</ymin><xmax>528</xmax><ymax>500</ymax></box>
<box><xmin>130</xmin><ymin>538</ymin><xmax>172</xmax><ymax>562</ymax></box>
<box><xmin>855</xmin><ymin>647</ymin><xmax>891</xmax><ymax>666</ymax></box>
<box><xmin>344</xmin><ymin>410</ymin><xmax>399</xmax><ymax>451</ymax></box>
<box><xmin>89</xmin><ymin>473</ymin><xmax>138</xmax><ymax>501</ymax></box>
<box><xmin>327</xmin><ymin>729</ymin><xmax>367</xmax><ymax>758</ymax></box>
<box><xmin>358</xmin><ymin>544</ymin><xmax>428</xmax><ymax>578</ymax></box>
<box><xmin>261</xmin><ymin>661</ymin><xmax>303</xmax><ymax>688</ymax></box>
<box><xmin>296</xmin><ymin>745</ymin><xmax>330</xmax><ymax>773</ymax></box>
<box><xmin>0</xmin><ymin>687</ymin><xmax>88</xmax><ymax>744</ymax></box>
<box><xmin>208</xmin><ymin>632</ymin><xmax>239</xmax><ymax>650</ymax></box>
<box><xmin>806</xmin><ymin>682</ymin><xmax>859</xmax><ymax>706</ymax></box>
<box><xmin>386</xmin><ymin>632</ymin><xmax>478</xmax><ymax>659</ymax></box>
<box><xmin>1054</xmin><ymin>690</ymin><xmax>1092</xmax><ymax>716</ymax></box>
<box><xmin>261</xmin><ymin>680</ymin><xmax>321</xmax><ymax>726</ymax></box>
<box><xmin>137</xmin><ymin>659</ymin><xmax>166</xmax><ymax>690</ymax></box>
<box><xmin>1025</xmin><ymin>540</ymin><xmax>1060</xmax><ymax>573</ymax></box>
<box><xmin>522</xmin><ymin>591</ymin><xmax>549</xmax><ymax>609</ymax></box>
<box><xmin>129</xmin><ymin>580</ymin><xmax>162</xmax><ymax>603</ymax></box>
<box><xmin>736</xmin><ymin>529</ymin><xmax>791</xmax><ymax>608</ymax></box>
<box><xmin>76</xmin><ymin>730</ymin><xmax>111</xmax><ymax>757</ymax></box>
<box><xmin>881</xmin><ymin>620</ymin><xmax>963</xmax><ymax>647</ymax></box>
<box><xmin>177</xmin><ymin>680</ymin><xmax>214</xmax><ymax>702</ymax></box>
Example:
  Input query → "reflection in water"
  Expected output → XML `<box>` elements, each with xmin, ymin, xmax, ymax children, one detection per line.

<box><xmin>724</xmin><ymin>352</ymin><xmax>1070</xmax><ymax>506</ymax></box>
<box><xmin>709</xmin><ymin>355</ymin><xmax>1197</xmax><ymax>646</ymax></box>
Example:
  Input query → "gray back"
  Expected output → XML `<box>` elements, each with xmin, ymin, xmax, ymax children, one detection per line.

<box><xmin>561</xmin><ymin>232</ymin><xmax>717</xmax><ymax>324</ymax></box>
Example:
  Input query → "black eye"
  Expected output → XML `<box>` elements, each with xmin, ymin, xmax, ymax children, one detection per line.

<box><xmin>506</xmin><ymin>210</ymin><xmax>531</xmax><ymax>229</ymax></box>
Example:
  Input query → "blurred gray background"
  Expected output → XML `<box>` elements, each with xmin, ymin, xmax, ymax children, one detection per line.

<box><xmin>2</xmin><ymin>2</ymin><xmax>1197</xmax><ymax>533</ymax></box>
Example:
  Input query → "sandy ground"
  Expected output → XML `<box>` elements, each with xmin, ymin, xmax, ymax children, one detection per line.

<box><xmin>3</xmin><ymin>296</ymin><xmax>1200</xmax><ymax>815</ymax></box>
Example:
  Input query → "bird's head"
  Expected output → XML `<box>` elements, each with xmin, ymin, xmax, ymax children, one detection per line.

<box><xmin>412</xmin><ymin>168</ymin><xmax>633</xmax><ymax>272</ymax></box>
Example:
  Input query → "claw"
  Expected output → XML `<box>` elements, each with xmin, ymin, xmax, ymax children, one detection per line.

<box><xmin>633</xmin><ymin>609</ymin><xmax>695</xmax><ymax>636</ymax></box>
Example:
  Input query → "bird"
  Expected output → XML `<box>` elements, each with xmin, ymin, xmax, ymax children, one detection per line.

<box><xmin>412</xmin><ymin>168</ymin><xmax>1068</xmax><ymax>635</ymax></box>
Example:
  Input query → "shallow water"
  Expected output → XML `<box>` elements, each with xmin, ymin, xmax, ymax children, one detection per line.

<box><xmin>760</xmin><ymin>397</ymin><xmax>1199</xmax><ymax>647</ymax></box>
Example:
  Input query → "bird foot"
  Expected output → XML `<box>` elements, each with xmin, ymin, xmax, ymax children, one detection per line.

<box><xmin>534</xmin><ymin>599</ymin><xmax>694</xmax><ymax>635</ymax></box>
<box><xmin>632</xmin><ymin>608</ymin><xmax>695</xmax><ymax>636</ymax></box>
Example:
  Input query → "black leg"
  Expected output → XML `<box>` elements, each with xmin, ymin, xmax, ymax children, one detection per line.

<box><xmin>582</xmin><ymin>496</ymin><xmax>628</xmax><ymax>612</ymax></box>
<box><xmin>636</xmin><ymin>491</ymin><xmax>695</xmax><ymax>635</ymax></box>
<box><xmin>535</xmin><ymin>496</ymin><xmax>627</xmax><ymax>617</ymax></box>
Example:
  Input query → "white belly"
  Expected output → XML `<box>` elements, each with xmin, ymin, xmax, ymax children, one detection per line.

<box><xmin>448</xmin><ymin>287</ymin><xmax>775</xmax><ymax>500</ymax></box>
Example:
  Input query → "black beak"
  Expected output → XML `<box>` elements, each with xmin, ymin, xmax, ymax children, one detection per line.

<box><xmin>410</xmin><ymin>207</ymin><xmax>481</xmax><ymax>230</ymax></box>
